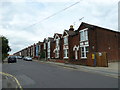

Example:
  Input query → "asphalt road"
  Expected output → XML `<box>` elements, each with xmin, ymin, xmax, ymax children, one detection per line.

<box><xmin>2</xmin><ymin>59</ymin><xmax>118</xmax><ymax>88</ymax></box>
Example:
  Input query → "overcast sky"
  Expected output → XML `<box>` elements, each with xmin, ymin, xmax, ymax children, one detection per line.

<box><xmin>0</xmin><ymin>0</ymin><xmax>119</xmax><ymax>54</ymax></box>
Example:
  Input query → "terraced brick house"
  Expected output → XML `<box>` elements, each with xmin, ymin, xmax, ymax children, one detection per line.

<box><xmin>43</xmin><ymin>38</ymin><xmax>48</xmax><ymax>60</ymax></box>
<box><xmin>47</xmin><ymin>37</ymin><xmax>55</xmax><ymax>59</ymax></box>
<box><xmin>53</xmin><ymin>33</ymin><xmax>62</xmax><ymax>59</ymax></box>
<box><xmin>73</xmin><ymin>22</ymin><xmax>120</xmax><ymax>66</ymax></box>
<box><xmin>61</xmin><ymin>25</ymin><xmax>76</xmax><ymax>61</ymax></box>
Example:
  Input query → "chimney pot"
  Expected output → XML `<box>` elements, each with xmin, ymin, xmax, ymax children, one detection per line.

<box><xmin>69</xmin><ymin>25</ymin><xmax>74</xmax><ymax>31</ymax></box>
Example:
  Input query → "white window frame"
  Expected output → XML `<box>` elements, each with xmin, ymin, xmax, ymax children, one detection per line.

<box><xmin>48</xmin><ymin>41</ymin><xmax>50</xmax><ymax>49</ymax></box>
<box><xmin>80</xmin><ymin>28</ymin><xmax>88</xmax><ymax>42</ymax></box>
<box><xmin>75</xmin><ymin>50</ymin><xmax>78</xmax><ymax>59</ymax></box>
<box><xmin>44</xmin><ymin>43</ymin><xmax>46</xmax><ymax>49</ymax></box>
<box><xmin>80</xmin><ymin>45</ymin><xmax>89</xmax><ymax>59</ymax></box>
<box><xmin>63</xmin><ymin>48</ymin><xmax>68</xmax><ymax>59</ymax></box>
<box><xmin>47</xmin><ymin>41</ymin><xmax>51</xmax><ymax>58</ymax></box>
<box><xmin>56</xmin><ymin>39</ymin><xmax>59</xmax><ymax>47</ymax></box>
<box><xmin>47</xmin><ymin>49</ymin><xmax>50</xmax><ymax>58</ymax></box>
<box><xmin>55</xmin><ymin>50</ymin><xmax>59</xmax><ymax>58</ymax></box>
<box><xmin>63</xmin><ymin>36</ymin><xmax>68</xmax><ymax>45</ymax></box>
<box><xmin>39</xmin><ymin>45</ymin><xmax>41</xmax><ymax>53</ymax></box>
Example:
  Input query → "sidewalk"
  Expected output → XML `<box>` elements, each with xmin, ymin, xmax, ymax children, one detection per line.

<box><xmin>1</xmin><ymin>73</ymin><xmax>19</xmax><ymax>88</ymax></box>
<box><xmin>35</xmin><ymin>59</ymin><xmax>119</xmax><ymax>78</ymax></box>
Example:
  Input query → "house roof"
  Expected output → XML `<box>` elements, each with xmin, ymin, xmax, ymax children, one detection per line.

<box><xmin>48</xmin><ymin>37</ymin><xmax>54</xmax><ymax>42</ymax></box>
<box><xmin>65</xmin><ymin>30</ymin><xmax>76</xmax><ymax>36</ymax></box>
<box><xmin>78</xmin><ymin>22</ymin><xmax>119</xmax><ymax>33</ymax></box>
<box><xmin>54</xmin><ymin>33</ymin><xmax>62</xmax><ymax>39</ymax></box>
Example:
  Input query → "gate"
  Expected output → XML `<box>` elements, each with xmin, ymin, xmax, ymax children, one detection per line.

<box><xmin>87</xmin><ymin>52</ymin><xmax>108</xmax><ymax>67</ymax></box>
<box><xmin>96</xmin><ymin>52</ymin><xmax>108</xmax><ymax>67</ymax></box>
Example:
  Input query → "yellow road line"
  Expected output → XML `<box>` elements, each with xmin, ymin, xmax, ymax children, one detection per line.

<box><xmin>0</xmin><ymin>72</ymin><xmax>23</xmax><ymax>90</ymax></box>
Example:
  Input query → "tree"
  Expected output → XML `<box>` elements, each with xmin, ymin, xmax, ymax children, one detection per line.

<box><xmin>0</xmin><ymin>36</ymin><xmax>11</xmax><ymax>62</ymax></box>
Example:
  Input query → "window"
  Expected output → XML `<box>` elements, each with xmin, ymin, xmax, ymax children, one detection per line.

<box><xmin>48</xmin><ymin>49</ymin><xmax>50</xmax><ymax>58</ymax></box>
<box><xmin>64</xmin><ymin>36</ymin><xmax>68</xmax><ymax>45</ymax></box>
<box><xmin>80</xmin><ymin>29</ymin><xmax>88</xmax><ymax>41</ymax></box>
<box><xmin>48</xmin><ymin>53</ymin><xmax>50</xmax><ymax>58</ymax></box>
<box><xmin>39</xmin><ymin>45</ymin><xmax>41</xmax><ymax>52</ymax></box>
<box><xmin>84</xmin><ymin>30</ymin><xmax>88</xmax><ymax>41</ymax></box>
<box><xmin>44</xmin><ymin>43</ymin><xmax>46</xmax><ymax>49</ymax></box>
<box><xmin>64</xmin><ymin>49</ymin><xmax>68</xmax><ymax>58</ymax></box>
<box><xmin>48</xmin><ymin>41</ymin><xmax>50</xmax><ymax>49</ymax></box>
<box><xmin>80</xmin><ymin>31</ymin><xmax>84</xmax><ymax>41</ymax></box>
<box><xmin>55</xmin><ymin>50</ymin><xmax>59</xmax><ymax>58</ymax></box>
<box><xmin>81</xmin><ymin>46</ymin><xmax>89</xmax><ymax>58</ymax></box>
<box><xmin>56</xmin><ymin>39</ymin><xmax>59</xmax><ymax>46</ymax></box>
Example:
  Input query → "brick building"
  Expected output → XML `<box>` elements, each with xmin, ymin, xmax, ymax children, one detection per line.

<box><xmin>43</xmin><ymin>38</ymin><xmax>48</xmax><ymax>60</ymax></box>
<box><xmin>49</xmin><ymin>22</ymin><xmax>120</xmax><ymax>66</ymax></box>
<box><xmin>47</xmin><ymin>37</ymin><xmax>55</xmax><ymax>59</ymax></box>
<box><xmin>13</xmin><ymin>22</ymin><xmax>120</xmax><ymax>67</ymax></box>
<box><xmin>53</xmin><ymin>33</ymin><xmax>62</xmax><ymax>59</ymax></box>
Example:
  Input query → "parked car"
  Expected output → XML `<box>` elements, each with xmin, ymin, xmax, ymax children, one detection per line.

<box><xmin>23</xmin><ymin>57</ymin><xmax>32</xmax><ymax>61</ymax></box>
<box><xmin>8</xmin><ymin>56</ymin><xmax>17</xmax><ymax>63</ymax></box>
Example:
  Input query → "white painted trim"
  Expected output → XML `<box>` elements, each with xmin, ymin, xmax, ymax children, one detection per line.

<box><xmin>54</xmin><ymin>34</ymin><xmax>60</xmax><ymax>41</ymax></box>
<box><xmin>75</xmin><ymin>50</ymin><xmax>78</xmax><ymax>59</ymax></box>
<box><xmin>81</xmin><ymin>57</ymin><xmax>87</xmax><ymax>59</ymax></box>
<box><xmin>63</xmin><ymin>36</ymin><xmax>68</xmax><ymax>45</ymax></box>
<box><xmin>80</xmin><ymin>44</ymin><xmax>89</xmax><ymax>47</ymax></box>
<box><xmin>73</xmin><ymin>45</ymin><xmax>79</xmax><ymax>51</ymax></box>
<box><xmin>79</xmin><ymin>28</ymin><xmax>88</xmax><ymax>42</ymax></box>
<box><xmin>64</xmin><ymin>57</ymin><xmax>68</xmax><ymax>59</ymax></box>
<box><xmin>79</xmin><ymin>28</ymin><xmax>88</xmax><ymax>32</ymax></box>
<box><xmin>80</xmin><ymin>46</ymin><xmax>89</xmax><ymax>59</ymax></box>
<box><xmin>61</xmin><ymin>30</ymin><xmax>69</xmax><ymax>38</ymax></box>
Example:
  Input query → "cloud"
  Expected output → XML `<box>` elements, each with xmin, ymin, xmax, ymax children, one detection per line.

<box><xmin>0</xmin><ymin>0</ymin><xmax>119</xmax><ymax>54</ymax></box>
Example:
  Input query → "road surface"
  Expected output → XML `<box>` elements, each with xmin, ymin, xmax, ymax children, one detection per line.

<box><xmin>2</xmin><ymin>59</ymin><xmax>118</xmax><ymax>88</ymax></box>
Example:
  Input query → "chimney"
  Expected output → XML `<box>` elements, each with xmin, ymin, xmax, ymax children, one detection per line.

<box><xmin>69</xmin><ymin>25</ymin><xmax>74</xmax><ymax>31</ymax></box>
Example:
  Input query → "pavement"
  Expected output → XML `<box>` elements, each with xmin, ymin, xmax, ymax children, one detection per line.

<box><xmin>1</xmin><ymin>72</ymin><xmax>21</xmax><ymax>89</ymax></box>
<box><xmin>34</xmin><ymin>59</ymin><xmax>119</xmax><ymax>78</ymax></box>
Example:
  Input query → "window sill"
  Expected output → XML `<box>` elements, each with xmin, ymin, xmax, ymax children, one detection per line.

<box><xmin>81</xmin><ymin>57</ymin><xmax>87</xmax><ymax>59</ymax></box>
<box><xmin>64</xmin><ymin>57</ymin><xmax>68</xmax><ymax>59</ymax></box>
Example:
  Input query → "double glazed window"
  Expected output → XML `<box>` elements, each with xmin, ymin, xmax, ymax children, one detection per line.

<box><xmin>81</xmin><ymin>46</ymin><xmax>89</xmax><ymax>58</ymax></box>
<box><xmin>55</xmin><ymin>39</ymin><xmax>60</xmax><ymax>58</ymax></box>
<box><xmin>47</xmin><ymin>41</ymin><xmax>50</xmax><ymax>58</ymax></box>
<box><xmin>80</xmin><ymin>29</ymin><xmax>88</xmax><ymax>41</ymax></box>
<box><xmin>64</xmin><ymin>36</ymin><xmax>68</xmax><ymax>45</ymax></box>
<box><xmin>48</xmin><ymin>41</ymin><xmax>50</xmax><ymax>49</ymax></box>
<box><xmin>64</xmin><ymin>49</ymin><xmax>68</xmax><ymax>58</ymax></box>
<box><xmin>55</xmin><ymin>50</ymin><xmax>59</xmax><ymax>58</ymax></box>
<box><xmin>56</xmin><ymin>39</ymin><xmax>59</xmax><ymax>46</ymax></box>
<box><xmin>44</xmin><ymin>43</ymin><xmax>46</xmax><ymax>49</ymax></box>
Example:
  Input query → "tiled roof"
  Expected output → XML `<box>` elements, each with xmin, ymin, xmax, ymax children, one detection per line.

<box><xmin>65</xmin><ymin>30</ymin><xmax>76</xmax><ymax>36</ymax></box>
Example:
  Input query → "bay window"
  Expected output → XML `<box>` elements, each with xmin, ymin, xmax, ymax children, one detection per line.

<box><xmin>44</xmin><ymin>43</ymin><xmax>46</xmax><ymax>49</ymax></box>
<box><xmin>64</xmin><ymin>36</ymin><xmax>68</xmax><ymax>45</ymax></box>
<box><xmin>64</xmin><ymin>49</ymin><xmax>68</xmax><ymax>58</ymax></box>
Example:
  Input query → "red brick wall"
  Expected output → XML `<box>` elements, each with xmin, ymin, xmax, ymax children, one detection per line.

<box><xmin>60</xmin><ymin>38</ymin><xmax>64</xmax><ymax>60</ymax></box>
<box><xmin>50</xmin><ymin>41</ymin><xmax>55</xmax><ymax>59</ymax></box>
<box><xmin>95</xmin><ymin>28</ymin><xmax>119</xmax><ymax>62</ymax></box>
<box><xmin>69</xmin><ymin>34</ymin><xmax>80</xmax><ymax>60</ymax></box>
<box><xmin>118</xmin><ymin>33</ymin><xmax>120</xmax><ymax>61</ymax></box>
<box><xmin>78</xmin><ymin>24</ymin><xmax>120</xmax><ymax>62</ymax></box>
